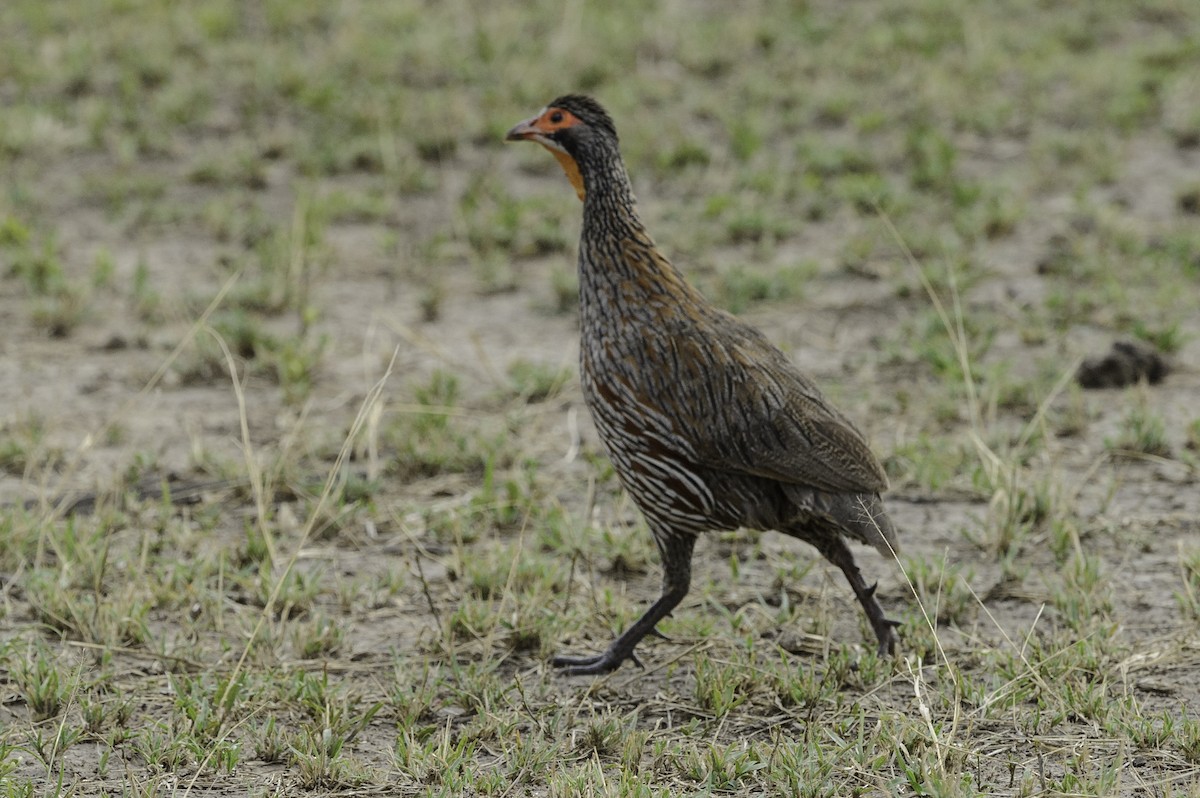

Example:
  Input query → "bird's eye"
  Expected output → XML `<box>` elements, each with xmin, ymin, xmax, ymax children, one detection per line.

<box><xmin>549</xmin><ymin>111</ymin><xmax>563</xmax><ymax>124</ymax></box>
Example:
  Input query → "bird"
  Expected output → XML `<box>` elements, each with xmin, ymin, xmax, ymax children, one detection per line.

<box><xmin>506</xmin><ymin>95</ymin><xmax>900</xmax><ymax>675</ymax></box>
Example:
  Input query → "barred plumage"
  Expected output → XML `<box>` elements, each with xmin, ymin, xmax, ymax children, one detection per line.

<box><xmin>507</xmin><ymin>95</ymin><xmax>901</xmax><ymax>675</ymax></box>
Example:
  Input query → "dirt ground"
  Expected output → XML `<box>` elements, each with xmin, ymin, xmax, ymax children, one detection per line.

<box><xmin>2</xmin><ymin>3</ymin><xmax>1200</xmax><ymax>795</ymax></box>
<box><xmin>5</xmin><ymin>134</ymin><xmax>1199</xmax><ymax>793</ymax></box>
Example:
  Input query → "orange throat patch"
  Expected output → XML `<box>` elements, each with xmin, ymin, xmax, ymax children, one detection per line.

<box><xmin>547</xmin><ymin>148</ymin><xmax>586</xmax><ymax>201</ymax></box>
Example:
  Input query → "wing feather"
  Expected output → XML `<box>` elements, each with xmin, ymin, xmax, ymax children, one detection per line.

<box><xmin>668</xmin><ymin>316</ymin><xmax>888</xmax><ymax>496</ymax></box>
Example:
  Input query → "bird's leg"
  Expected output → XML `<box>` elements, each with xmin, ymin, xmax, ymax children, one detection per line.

<box><xmin>552</xmin><ymin>586</ymin><xmax>687</xmax><ymax>675</ymax></box>
<box><xmin>553</xmin><ymin>532</ymin><xmax>695</xmax><ymax>676</ymax></box>
<box><xmin>822</xmin><ymin>537</ymin><xmax>900</xmax><ymax>656</ymax></box>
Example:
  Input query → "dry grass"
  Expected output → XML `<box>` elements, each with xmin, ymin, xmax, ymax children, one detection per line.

<box><xmin>2</xmin><ymin>0</ymin><xmax>1200</xmax><ymax>795</ymax></box>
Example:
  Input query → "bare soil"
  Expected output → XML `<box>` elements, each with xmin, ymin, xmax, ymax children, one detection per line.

<box><xmin>3</xmin><ymin>74</ymin><xmax>1200</xmax><ymax>798</ymax></box>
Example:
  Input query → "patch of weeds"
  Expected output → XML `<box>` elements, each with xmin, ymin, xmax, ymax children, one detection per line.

<box><xmin>0</xmin><ymin>215</ymin><xmax>31</xmax><ymax>248</ymax></box>
<box><xmin>389</xmin><ymin>660</ymin><xmax>443</xmax><ymax>730</ymax></box>
<box><xmin>6</xmin><ymin>234</ymin><xmax>68</xmax><ymax>295</ymax></box>
<box><xmin>253</xmin><ymin>716</ymin><xmax>288</xmax><ymax>764</ymax></box>
<box><xmin>906</xmin><ymin>122</ymin><xmax>958</xmax><ymax>194</ymax></box>
<box><xmin>882</xmin><ymin>433</ymin><xmax>974</xmax><ymax>492</ymax></box>
<box><xmin>1050</xmin><ymin>550</ymin><xmax>1114</xmax><ymax>634</ymax></box>
<box><xmin>83</xmin><ymin>171</ymin><xmax>170</xmax><ymax>216</ymax></box>
<box><xmin>499</xmin><ymin>733</ymin><xmax>566</xmax><ymax>788</ymax></box>
<box><xmin>1189</xmin><ymin>418</ymin><xmax>1200</xmax><ymax>452</ymax></box>
<box><xmin>25</xmin><ymin>519</ymin><xmax>152</xmax><ymax>646</ymax></box>
<box><xmin>258</xmin><ymin>564</ymin><xmax>322</xmax><ymax>620</ymax></box>
<box><xmin>1043</xmin><ymin>749</ymin><xmax>1121</xmax><ymax>796</ymax></box>
<box><xmin>235</xmin><ymin>521</ymin><xmax>273</xmax><ymax>569</ymax></box>
<box><xmin>417</xmin><ymin>278</ymin><xmax>444</xmax><ymax>322</ymax></box>
<box><xmin>289</xmin><ymin>724</ymin><xmax>374</xmax><ymax>789</ymax></box>
<box><xmin>904</xmin><ymin>556</ymin><xmax>976</xmax><ymax>627</ymax></box>
<box><xmin>187</xmin><ymin>145</ymin><xmax>268</xmax><ymax>190</ymax></box>
<box><xmin>1178</xmin><ymin>549</ymin><xmax>1200</xmax><ymax>622</ymax></box>
<box><xmin>1051</xmin><ymin>383</ymin><xmax>1093</xmax><ymax>438</ymax></box>
<box><xmin>134</xmin><ymin>721</ymin><xmax>193</xmax><ymax>773</ymax></box>
<box><xmin>79</xmin><ymin>688</ymin><xmax>135</xmax><ymax>739</ymax></box>
<box><xmin>727</xmin><ymin>116</ymin><xmax>764</xmax><ymax>161</ymax></box>
<box><xmin>470</xmin><ymin>457</ymin><xmax>545</xmax><ymax>532</ymax></box>
<box><xmin>387</xmin><ymin>370</ymin><xmax>506</xmax><ymax>480</ymax></box>
<box><xmin>321</xmin><ymin>187</ymin><xmax>393</xmax><ymax>224</ymax></box>
<box><xmin>291</xmin><ymin>613</ymin><xmax>346</xmax><ymax>659</ymax></box>
<box><xmin>0</xmin><ymin>413</ymin><xmax>49</xmax><ymax>476</ymax></box>
<box><xmin>1106</xmin><ymin>395</ymin><xmax>1170</xmax><ymax>458</ymax></box>
<box><xmin>767</xmin><ymin>650</ymin><xmax>827</xmax><ymax>709</ymax></box>
<box><xmin>506</xmin><ymin>358</ymin><xmax>571</xmax><ymax>403</ymax></box>
<box><xmin>833</xmin><ymin>172</ymin><xmax>899</xmax><ymax>215</ymax></box>
<box><xmin>1178</xmin><ymin>714</ymin><xmax>1200</xmax><ymax>764</ymax></box>
<box><xmin>452</xmin><ymin>539</ymin><xmax>560</xmax><ymax>654</ymax></box>
<box><xmin>1046</xmin><ymin>516</ymin><xmax>1084</xmax><ymax>565</ymax></box>
<box><xmin>693</xmin><ymin>654</ymin><xmax>755</xmax><ymax>717</ymax></box>
<box><xmin>31</xmin><ymin>284</ymin><xmax>90</xmax><ymax>337</ymax></box>
<box><xmin>289</xmin><ymin>670</ymin><xmax>383</xmax><ymax>756</ymax></box>
<box><xmin>168</xmin><ymin>672</ymin><xmax>247</xmax><ymax>752</ymax></box>
<box><xmin>1033</xmin><ymin>130</ymin><xmax>1120</xmax><ymax>187</ymax></box>
<box><xmin>547</xmin><ymin>261</ymin><xmax>579</xmax><ymax>315</ymax></box>
<box><xmin>3</xmin><ymin>230</ymin><xmax>93</xmax><ymax>335</ymax></box>
<box><xmin>955</xmin><ymin>187</ymin><xmax>1024</xmax><ymax>241</ymax></box>
<box><xmin>1129</xmin><ymin>318</ymin><xmax>1186</xmax><ymax>355</ymax></box>
<box><xmin>658</xmin><ymin>140</ymin><xmax>711</xmax><ymax>173</ymax></box>
<box><xmin>10</xmin><ymin>644</ymin><xmax>73</xmax><ymax>722</ymax></box>
<box><xmin>976</xmin><ymin>472</ymin><xmax>1053</xmax><ymax>572</ymax></box>
<box><xmin>799</xmin><ymin>138</ymin><xmax>878</xmax><ymax>180</ymax></box>
<box><xmin>28</xmin><ymin>577</ymin><xmax>152</xmax><ymax>646</ymax></box>
<box><xmin>25</xmin><ymin>723</ymin><xmax>83</xmax><ymax>772</ymax></box>
<box><xmin>90</xmin><ymin>247</ymin><xmax>116</xmax><ymax>288</ymax></box>
<box><xmin>909</xmin><ymin>305</ymin><xmax>995</xmax><ymax>387</ymax></box>
<box><xmin>460</xmin><ymin>176</ymin><xmax>571</xmax><ymax>261</ymax></box>
<box><xmin>177</xmin><ymin>311</ymin><xmax>272</xmax><ymax>382</ymax></box>
<box><xmin>713</xmin><ymin>261</ymin><xmax>815</xmax><ymax>314</ymax></box>
<box><xmin>130</xmin><ymin>257</ymin><xmax>162</xmax><ymax>321</ymax></box>
<box><xmin>574</xmin><ymin>710</ymin><xmax>633</xmax><ymax>759</ymax></box>
<box><xmin>471</xmin><ymin>251</ymin><xmax>519</xmax><ymax>296</ymax></box>
<box><xmin>679</xmin><ymin>739</ymin><xmax>769</xmax><ymax>792</ymax></box>
<box><xmin>274</xmin><ymin>332</ymin><xmax>328</xmax><ymax>405</ymax></box>
<box><xmin>721</xmin><ymin>205</ymin><xmax>791</xmax><ymax>245</ymax></box>
<box><xmin>394</xmin><ymin>724</ymin><xmax>477</xmax><ymax>790</ymax></box>
<box><xmin>221</xmin><ymin>195</ymin><xmax>328</xmax><ymax>319</ymax></box>
<box><xmin>583</xmin><ymin>517</ymin><xmax>658</xmax><ymax>583</ymax></box>
<box><xmin>1103</xmin><ymin>66</ymin><xmax>1164</xmax><ymax>133</ymax></box>
<box><xmin>177</xmin><ymin>312</ymin><xmax>325</xmax><ymax>403</ymax></box>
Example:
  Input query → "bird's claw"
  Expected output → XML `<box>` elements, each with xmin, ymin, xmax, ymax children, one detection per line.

<box><xmin>551</xmin><ymin>649</ymin><xmax>628</xmax><ymax>676</ymax></box>
<box><xmin>873</xmin><ymin>617</ymin><xmax>901</xmax><ymax>657</ymax></box>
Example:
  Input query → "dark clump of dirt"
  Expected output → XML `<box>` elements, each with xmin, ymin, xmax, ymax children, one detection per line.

<box><xmin>1076</xmin><ymin>339</ymin><xmax>1170</xmax><ymax>389</ymax></box>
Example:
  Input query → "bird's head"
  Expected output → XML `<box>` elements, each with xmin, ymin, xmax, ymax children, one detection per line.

<box><xmin>505</xmin><ymin>94</ymin><xmax>617</xmax><ymax>202</ymax></box>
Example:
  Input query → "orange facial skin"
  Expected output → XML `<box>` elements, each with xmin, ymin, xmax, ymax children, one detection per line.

<box><xmin>506</xmin><ymin>107</ymin><xmax>587</xmax><ymax>201</ymax></box>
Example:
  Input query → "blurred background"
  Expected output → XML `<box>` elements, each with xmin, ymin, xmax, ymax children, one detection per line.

<box><xmin>1</xmin><ymin>0</ymin><xmax>1199</xmax><ymax>793</ymax></box>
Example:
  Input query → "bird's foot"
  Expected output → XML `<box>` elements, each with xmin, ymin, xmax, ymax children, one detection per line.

<box><xmin>549</xmin><ymin>652</ymin><xmax>624</xmax><ymax>676</ymax></box>
<box><xmin>860</xmin><ymin>582</ymin><xmax>901</xmax><ymax>656</ymax></box>
<box><xmin>872</xmin><ymin>616</ymin><xmax>902</xmax><ymax>657</ymax></box>
<box><xmin>551</xmin><ymin>647</ymin><xmax>635</xmax><ymax>676</ymax></box>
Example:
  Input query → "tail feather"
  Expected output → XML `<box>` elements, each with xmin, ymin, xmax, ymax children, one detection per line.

<box><xmin>782</xmin><ymin>486</ymin><xmax>898</xmax><ymax>554</ymax></box>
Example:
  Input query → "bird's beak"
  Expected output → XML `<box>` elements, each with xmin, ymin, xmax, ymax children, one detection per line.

<box><xmin>506</xmin><ymin>110</ymin><xmax>585</xmax><ymax>201</ymax></box>
<box><xmin>505</xmin><ymin>117</ymin><xmax>541</xmax><ymax>142</ymax></box>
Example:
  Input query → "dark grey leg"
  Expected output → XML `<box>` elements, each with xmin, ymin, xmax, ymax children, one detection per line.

<box><xmin>554</xmin><ymin>532</ymin><xmax>696</xmax><ymax>675</ymax></box>
<box><xmin>821</xmin><ymin>535</ymin><xmax>900</xmax><ymax>656</ymax></box>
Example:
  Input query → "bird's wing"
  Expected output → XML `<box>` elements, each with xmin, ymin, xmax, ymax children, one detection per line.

<box><xmin>668</xmin><ymin>318</ymin><xmax>889</xmax><ymax>496</ymax></box>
